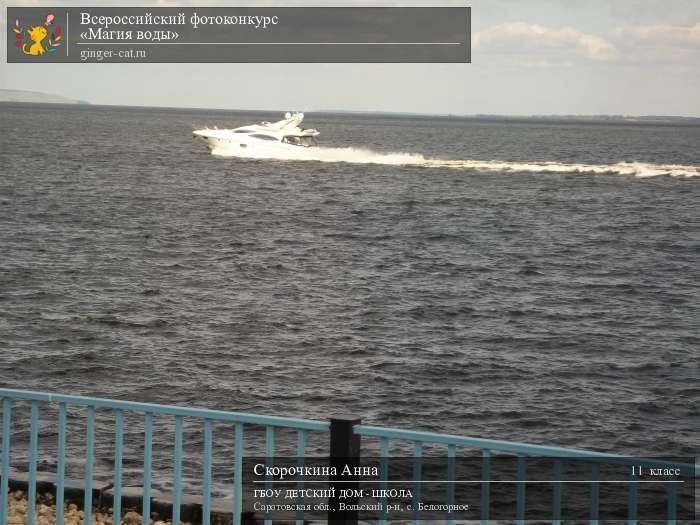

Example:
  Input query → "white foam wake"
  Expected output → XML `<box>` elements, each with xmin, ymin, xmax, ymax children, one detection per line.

<box><xmin>211</xmin><ymin>144</ymin><xmax>700</xmax><ymax>178</ymax></box>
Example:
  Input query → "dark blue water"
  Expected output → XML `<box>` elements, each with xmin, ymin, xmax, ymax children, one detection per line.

<box><xmin>0</xmin><ymin>103</ymin><xmax>698</xmax><ymax>493</ymax></box>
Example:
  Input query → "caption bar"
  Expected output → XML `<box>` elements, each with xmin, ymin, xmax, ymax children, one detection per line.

<box><xmin>242</xmin><ymin>456</ymin><xmax>696</xmax><ymax>522</ymax></box>
<box><xmin>7</xmin><ymin>7</ymin><xmax>471</xmax><ymax>63</ymax></box>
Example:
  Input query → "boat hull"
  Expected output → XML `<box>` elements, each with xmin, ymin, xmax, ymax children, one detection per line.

<box><xmin>193</xmin><ymin>133</ymin><xmax>316</xmax><ymax>160</ymax></box>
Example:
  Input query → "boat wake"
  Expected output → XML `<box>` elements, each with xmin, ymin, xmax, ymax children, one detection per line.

<box><xmin>211</xmin><ymin>145</ymin><xmax>700</xmax><ymax>178</ymax></box>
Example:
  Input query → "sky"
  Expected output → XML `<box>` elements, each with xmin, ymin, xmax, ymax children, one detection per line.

<box><xmin>2</xmin><ymin>0</ymin><xmax>700</xmax><ymax>116</ymax></box>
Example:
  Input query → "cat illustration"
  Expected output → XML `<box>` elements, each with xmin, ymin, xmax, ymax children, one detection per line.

<box><xmin>23</xmin><ymin>25</ymin><xmax>48</xmax><ymax>55</ymax></box>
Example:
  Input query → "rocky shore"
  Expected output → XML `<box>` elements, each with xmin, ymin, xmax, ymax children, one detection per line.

<box><xmin>4</xmin><ymin>490</ymin><xmax>186</xmax><ymax>525</ymax></box>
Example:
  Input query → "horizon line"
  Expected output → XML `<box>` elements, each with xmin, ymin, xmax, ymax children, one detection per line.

<box><xmin>1</xmin><ymin>95</ymin><xmax>699</xmax><ymax>121</ymax></box>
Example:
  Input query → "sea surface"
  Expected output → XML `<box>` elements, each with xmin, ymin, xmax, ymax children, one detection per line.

<box><xmin>0</xmin><ymin>103</ymin><xmax>698</xmax><ymax>495</ymax></box>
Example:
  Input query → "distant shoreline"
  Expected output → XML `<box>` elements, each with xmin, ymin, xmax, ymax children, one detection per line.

<box><xmin>2</xmin><ymin>99</ymin><xmax>699</xmax><ymax>127</ymax></box>
<box><xmin>0</xmin><ymin>89</ymin><xmax>88</xmax><ymax>105</ymax></box>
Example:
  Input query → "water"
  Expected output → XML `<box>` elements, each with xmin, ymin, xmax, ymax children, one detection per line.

<box><xmin>0</xmin><ymin>103</ymin><xmax>698</xmax><ymax>492</ymax></box>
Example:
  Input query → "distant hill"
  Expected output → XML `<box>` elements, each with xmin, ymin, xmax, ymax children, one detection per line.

<box><xmin>0</xmin><ymin>89</ymin><xmax>88</xmax><ymax>105</ymax></box>
<box><xmin>470</xmin><ymin>113</ymin><xmax>700</xmax><ymax>124</ymax></box>
<box><xmin>317</xmin><ymin>109</ymin><xmax>700</xmax><ymax>125</ymax></box>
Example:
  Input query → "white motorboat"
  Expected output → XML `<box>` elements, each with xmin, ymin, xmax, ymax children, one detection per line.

<box><xmin>193</xmin><ymin>112</ymin><xmax>319</xmax><ymax>157</ymax></box>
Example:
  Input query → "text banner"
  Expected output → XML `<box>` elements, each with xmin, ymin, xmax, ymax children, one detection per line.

<box><xmin>7</xmin><ymin>7</ymin><xmax>471</xmax><ymax>63</ymax></box>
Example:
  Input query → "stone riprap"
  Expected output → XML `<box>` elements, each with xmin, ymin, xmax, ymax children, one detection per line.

<box><xmin>4</xmin><ymin>490</ymin><xmax>187</xmax><ymax>525</ymax></box>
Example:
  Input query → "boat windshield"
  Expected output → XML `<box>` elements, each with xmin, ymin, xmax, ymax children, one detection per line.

<box><xmin>283</xmin><ymin>136</ymin><xmax>316</xmax><ymax>147</ymax></box>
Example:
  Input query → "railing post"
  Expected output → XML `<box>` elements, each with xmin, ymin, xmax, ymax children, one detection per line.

<box><xmin>328</xmin><ymin>416</ymin><xmax>361</xmax><ymax>525</ymax></box>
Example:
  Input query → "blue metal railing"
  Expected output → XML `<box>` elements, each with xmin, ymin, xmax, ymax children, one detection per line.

<box><xmin>354</xmin><ymin>424</ymin><xmax>699</xmax><ymax>525</ymax></box>
<box><xmin>0</xmin><ymin>388</ymin><xmax>329</xmax><ymax>525</ymax></box>
<box><xmin>1</xmin><ymin>388</ymin><xmax>698</xmax><ymax>525</ymax></box>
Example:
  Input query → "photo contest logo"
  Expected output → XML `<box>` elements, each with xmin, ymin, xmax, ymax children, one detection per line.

<box><xmin>11</xmin><ymin>13</ymin><xmax>62</xmax><ymax>56</ymax></box>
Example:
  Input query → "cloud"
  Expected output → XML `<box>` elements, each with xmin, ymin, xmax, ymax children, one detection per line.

<box><xmin>609</xmin><ymin>20</ymin><xmax>700</xmax><ymax>66</ymax></box>
<box><xmin>473</xmin><ymin>22</ymin><xmax>618</xmax><ymax>62</ymax></box>
<box><xmin>614</xmin><ymin>21</ymin><xmax>700</xmax><ymax>49</ymax></box>
<box><xmin>472</xmin><ymin>19</ymin><xmax>700</xmax><ymax>67</ymax></box>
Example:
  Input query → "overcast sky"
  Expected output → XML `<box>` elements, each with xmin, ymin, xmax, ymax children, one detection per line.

<box><xmin>2</xmin><ymin>0</ymin><xmax>700</xmax><ymax>116</ymax></box>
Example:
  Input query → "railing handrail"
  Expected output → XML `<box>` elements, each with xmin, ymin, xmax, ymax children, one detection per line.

<box><xmin>0</xmin><ymin>388</ymin><xmax>329</xmax><ymax>431</ymax></box>
<box><xmin>354</xmin><ymin>424</ymin><xmax>700</xmax><ymax>477</ymax></box>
